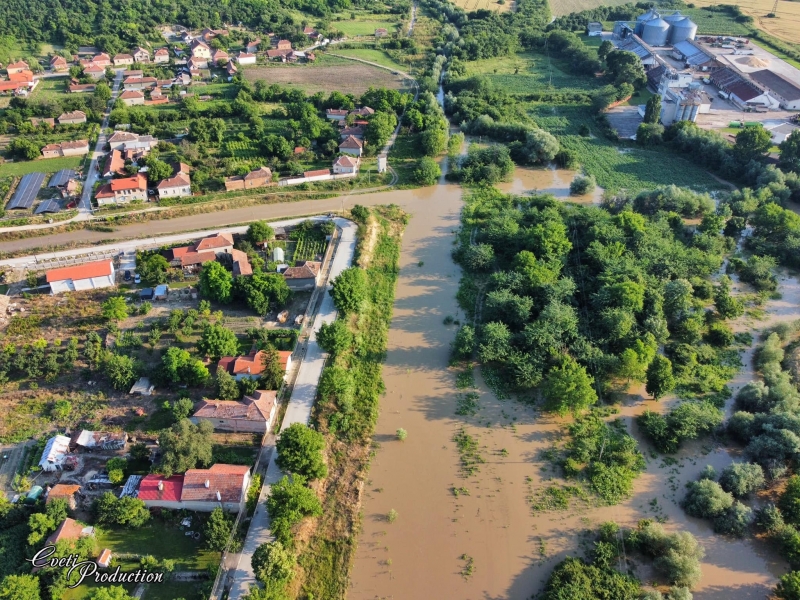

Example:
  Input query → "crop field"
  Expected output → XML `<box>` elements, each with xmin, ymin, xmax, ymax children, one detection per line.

<box><xmin>549</xmin><ymin>0</ymin><xmax>630</xmax><ymax>17</ymax></box>
<box><xmin>530</xmin><ymin>103</ymin><xmax>726</xmax><ymax>193</ymax></box>
<box><xmin>293</xmin><ymin>237</ymin><xmax>326</xmax><ymax>262</ymax></box>
<box><xmin>0</xmin><ymin>155</ymin><xmax>84</xmax><ymax>178</ymax></box>
<box><xmin>452</xmin><ymin>0</ymin><xmax>514</xmax><ymax>12</ymax></box>
<box><xmin>225</xmin><ymin>139</ymin><xmax>260</xmax><ymax>158</ymax></box>
<box><xmin>243</xmin><ymin>57</ymin><xmax>410</xmax><ymax>95</ymax></box>
<box><xmin>329</xmin><ymin>48</ymin><xmax>409</xmax><ymax>72</ymax></box>
<box><xmin>29</xmin><ymin>76</ymin><xmax>69</xmax><ymax>101</ymax></box>
<box><xmin>691</xmin><ymin>0</ymin><xmax>800</xmax><ymax>42</ymax></box>
<box><xmin>465</xmin><ymin>51</ymin><xmax>604</xmax><ymax>94</ymax></box>
<box><xmin>335</xmin><ymin>18</ymin><xmax>401</xmax><ymax>36</ymax></box>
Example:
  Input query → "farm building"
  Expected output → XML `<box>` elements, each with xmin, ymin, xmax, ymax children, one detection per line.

<box><xmin>39</xmin><ymin>435</ymin><xmax>72</xmax><ymax>471</ymax></box>
<box><xmin>660</xmin><ymin>87</ymin><xmax>711</xmax><ymax>124</ymax></box>
<box><xmin>192</xmin><ymin>390</ymin><xmax>278</xmax><ymax>433</ymax></box>
<box><xmin>137</xmin><ymin>464</ymin><xmax>251</xmax><ymax>512</ymax></box>
<box><xmin>282</xmin><ymin>261</ymin><xmax>322</xmax><ymax>291</ymax></box>
<box><xmin>749</xmin><ymin>70</ymin><xmax>800</xmax><ymax>110</ymax></box>
<box><xmin>41</xmin><ymin>140</ymin><xmax>90</xmax><ymax>158</ymax></box>
<box><xmin>587</xmin><ymin>22</ymin><xmax>603</xmax><ymax>36</ymax></box>
<box><xmin>711</xmin><ymin>67</ymin><xmax>773</xmax><ymax>109</ymax></box>
<box><xmin>237</xmin><ymin>52</ymin><xmax>257</xmax><ymax>65</ymax></box>
<box><xmin>671</xmin><ymin>40</ymin><xmax>716</xmax><ymax>68</ymax></box>
<box><xmin>46</xmin><ymin>260</ymin><xmax>116</xmax><ymax>294</ymax></box>
<box><xmin>615</xmin><ymin>35</ymin><xmax>657</xmax><ymax>67</ymax></box>
<box><xmin>107</xmin><ymin>131</ymin><xmax>158</xmax><ymax>152</ymax></box>
<box><xmin>224</xmin><ymin>167</ymin><xmax>273</xmax><ymax>191</ymax></box>
<box><xmin>46</xmin><ymin>484</ymin><xmax>81</xmax><ymax>510</ymax></box>
<box><xmin>71</xmin><ymin>430</ymin><xmax>128</xmax><ymax>450</ymax></box>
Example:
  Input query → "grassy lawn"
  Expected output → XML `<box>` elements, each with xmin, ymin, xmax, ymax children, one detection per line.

<box><xmin>336</xmin><ymin>19</ymin><xmax>400</xmax><ymax>37</ymax></box>
<box><xmin>63</xmin><ymin>582</ymin><xmax>137</xmax><ymax>600</ymax></box>
<box><xmin>143</xmin><ymin>580</ymin><xmax>206</xmax><ymax>600</ymax></box>
<box><xmin>95</xmin><ymin>523</ymin><xmax>220</xmax><ymax>571</ymax></box>
<box><xmin>0</xmin><ymin>155</ymin><xmax>85</xmax><ymax>178</ymax></box>
<box><xmin>464</xmin><ymin>51</ymin><xmax>604</xmax><ymax>94</ymax></box>
<box><xmin>623</xmin><ymin>88</ymin><xmax>654</xmax><ymax>107</ymax></box>
<box><xmin>329</xmin><ymin>47</ymin><xmax>408</xmax><ymax>72</ymax></box>
<box><xmin>30</xmin><ymin>75</ymin><xmax>70</xmax><ymax>101</ymax></box>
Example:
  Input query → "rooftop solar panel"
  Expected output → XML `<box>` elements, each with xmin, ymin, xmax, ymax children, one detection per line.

<box><xmin>34</xmin><ymin>199</ymin><xmax>62</xmax><ymax>214</ymax></box>
<box><xmin>48</xmin><ymin>169</ymin><xmax>78</xmax><ymax>188</ymax></box>
<box><xmin>7</xmin><ymin>172</ymin><xmax>46</xmax><ymax>210</ymax></box>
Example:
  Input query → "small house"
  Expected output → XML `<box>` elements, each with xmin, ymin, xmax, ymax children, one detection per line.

<box><xmin>58</xmin><ymin>110</ymin><xmax>87</xmax><ymax>125</ymax></box>
<box><xmin>375</xmin><ymin>28</ymin><xmax>388</xmax><ymax>38</ymax></box>
<box><xmin>192</xmin><ymin>390</ymin><xmax>278</xmax><ymax>433</ymax></box>
<box><xmin>46</xmin><ymin>261</ymin><xmax>115</xmax><ymax>294</ymax></box>
<box><xmin>282</xmin><ymin>261</ymin><xmax>322</xmax><ymax>291</ymax></box>
<box><xmin>46</xmin><ymin>484</ymin><xmax>81</xmax><ymax>510</ymax></box>
<box><xmin>45</xmin><ymin>518</ymin><xmax>94</xmax><ymax>547</ymax></box>
<box><xmin>138</xmin><ymin>464</ymin><xmax>251</xmax><ymax>512</ymax></box>
<box><xmin>333</xmin><ymin>155</ymin><xmax>359</xmax><ymax>174</ymax></box>
<box><xmin>50</xmin><ymin>56</ymin><xmax>69</xmax><ymax>72</ymax></box>
<box><xmin>132</xmin><ymin>47</ymin><xmax>150</xmax><ymax>63</ymax></box>
<box><xmin>237</xmin><ymin>52</ymin><xmax>256</xmax><ymax>65</ymax></box>
<box><xmin>119</xmin><ymin>90</ymin><xmax>145</xmax><ymax>106</ymax></box>
<box><xmin>97</xmin><ymin>549</ymin><xmax>112</xmax><ymax>568</ymax></box>
<box><xmin>276</xmin><ymin>39</ymin><xmax>292</xmax><ymax>50</ymax></box>
<box><xmin>338</xmin><ymin>135</ymin><xmax>363</xmax><ymax>157</ymax></box>
<box><xmin>224</xmin><ymin>166</ymin><xmax>273</xmax><ymax>191</ymax></box>
<box><xmin>217</xmin><ymin>348</ymin><xmax>293</xmax><ymax>381</ymax></box>
<box><xmin>153</xmin><ymin>48</ymin><xmax>170</xmax><ymax>63</ymax></box>
<box><xmin>113</xmin><ymin>54</ymin><xmax>135</xmax><ymax>67</ymax></box>
<box><xmin>6</xmin><ymin>60</ymin><xmax>29</xmax><ymax>75</ymax></box>
<box><xmin>587</xmin><ymin>22</ymin><xmax>603</xmax><ymax>36</ymax></box>
<box><xmin>245</xmin><ymin>39</ymin><xmax>261</xmax><ymax>54</ymax></box>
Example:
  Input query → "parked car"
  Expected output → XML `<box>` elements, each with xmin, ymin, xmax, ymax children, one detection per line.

<box><xmin>123</xmin><ymin>270</ymin><xmax>132</xmax><ymax>281</ymax></box>
<box><xmin>134</xmin><ymin>273</ymin><xmax>141</xmax><ymax>284</ymax></box>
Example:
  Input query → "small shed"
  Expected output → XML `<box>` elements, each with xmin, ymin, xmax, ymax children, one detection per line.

<box><xmin>587</xmin><ymin>22</ymin><xmax>603</xmax><ymax>36</ymax></box>
<box><xmin>272</xmin><ymin>247</ymin><xmax>285</xmax><ymax>262</ymax></box>
<box><xmin>154</xmin><ymin>285</ymin><xmax>169</xmax><ymax>300</ymax></box>
<box><xmin>46</xmin><ymin>484</ymin><xmax>81</xmax><ymax>510</ymax></box>
<box><xmin>377</xmin><ymin>153</ymin><xmax>388</xmax><ymax>173</ymax></box>
<box><xmin>97</xmin><ymin>549</ymin><xmax>112</xmax><ymax>568</ymax></box>
<box><xmin>39</xmin><ymin>435</ymin><xmax>72</xmax><ymax>471</ymax></box>
<box><xmin>24</xmin><ymin>486</ymin><xmax>44</xmax><ymax>504</ymax></box>
<box><xmin>139</xmin><ymin>288</ymin><xmax>154</xmax><ymax>300</ymax></box>
<box><xmin>130</xmin><ymin>377</ymin><xmax>154</xmax><ymax>396</ymax></box>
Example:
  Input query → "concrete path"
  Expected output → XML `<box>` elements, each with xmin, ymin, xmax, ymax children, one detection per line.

<box><xmin>226</xmin><ymin>217</ymin><xmax>357</xmax><ymax>600</ymax></box>
<box><xmin>79</xmin><ymin>69</ymin><xmax>124</xmax><ymax>213</ymax></box>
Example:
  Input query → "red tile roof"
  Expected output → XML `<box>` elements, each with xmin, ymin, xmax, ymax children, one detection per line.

<box><xmin>334</xmin><ymin>155</ymin><xmax>358</xmax><ymax>168</ymax></box>
<box><xmin>157</xmin><ymin>173</ymin><xmax>191</xmax><ymax>190</ymax></box>
<box><xmin>283</xmin><ymin>261</ymin><xmax>321</xmax><ymax>280</ymax></box>
<box><xmin>120</xmin><ymin>90</ymin><xmax>144</xmax><ymax>99</ymax></box>
<box><xmin>339</xmin><ymin>135</ymin><xmax>363</xmax><ymax>149</ymax></box>
<box><xmin>182</xmin><ymin>464</ymin><xmax>249</xmax><ymax>503</ymax></box>
<box><xmin>110</xmin><ymin>174</ymin><xmax>146</xmax><ymax>192</ymax></box>
<box><xmin>180</xmin><ymin>251</ymin><xmax>217</xmax><ymax>267</ymax></box>
<box><xmin>46</xmin><ymin>260</ymin><xmax>113</xmax><ymax>283</ymax></box>
<box><xmin>304</xmin><ymin>169</ymin><xmax>330</xmax><ymax>178</ymax></box>
<box><xmin>138</xmin><ymin>474</ymin><xmax>184</xmax><ymax>502</ymax></box>
<box><xmin>7</xmin><ymin>60</ymin><xmax>29</xmax><ymax>70</ymax></box>
<box><xmin>217</xmin><ymin>349</ymin><xmax>291</xmax><ymax>377</ymax></box>
<box><xmin>46</xmin><ymin>518</ymin><xmax>85</xmax><ymax>545</ymax></box>
<box><xmin>194</xmin><ymin>232</ymin><xmax>233</xmax><ymax>251</ymax></box>
<box><xmin>47</xmin><ymin>484</ymin><xmax>81</xmax><ymax>503</ymax></box>
<box><xmin>231</xmin><ymin>248</ymin><xmax>253</xmax><ymax>276</ymax></box>
<box><xmin>104</xmin><ymin>150</ymin><xmax>125</xmax><ymax>175</ymax></box>
<box><xmin>193</xmin><ymin>391</ymin><xmax>276</xmax><ymax>421</ymax></box>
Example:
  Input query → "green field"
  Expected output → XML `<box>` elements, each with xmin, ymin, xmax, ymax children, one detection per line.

<box><xmin>30</xmin><ymin>75</ymin><xmax>70</xmax><ymax>101</ymax></box>
<box><xmin>0</xmin><ymin>155</ymin><xmax>84</xmax><ymax>177</ymax></box>
<box><xmin>465</xmin><ymin>51</ymin><xmax>604</xmax><ymax>94</ymax></box>
<box><xmin>335</xmin><ymin>19</ymin><xmax>400</xmax><ymax>37</ymax></box>
<box><xmin>530</xmin><ymin>103</ymin><xmax>726</xmax><ymax>193</ymax></box>
<box><xmin>328</xmin><ymin>47</ymin><xmax>409</xmax><ymax>71</ymax></box>
<box><xmin>143</xmin><ymin>580</ymin><xmax>206</xmax><ymax>600</ymax></box>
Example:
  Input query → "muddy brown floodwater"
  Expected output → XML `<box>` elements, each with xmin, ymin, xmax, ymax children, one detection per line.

<box><xmin>350</xmin><ymin>170</ymin><xmax>793</xmax><ymax>598</ymax></box>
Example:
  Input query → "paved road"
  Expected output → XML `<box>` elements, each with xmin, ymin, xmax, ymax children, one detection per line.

<box><xmin>79</xmin><ymin>70</ymin><xmax>124</xmax><ymax>212</ymax></box>
<box><xmin>226</xmin><ymin>217</ymin><xmax>357</xmax><ymax>600</ymax></box>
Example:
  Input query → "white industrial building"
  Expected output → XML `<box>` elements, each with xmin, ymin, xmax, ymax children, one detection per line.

<box><xmin>46</xmin><ymin>260</ymin><xmax>116</xmax><ymax>294</ymax></box>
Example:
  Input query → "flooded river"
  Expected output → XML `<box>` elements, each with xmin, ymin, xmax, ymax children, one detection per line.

<box><xmin>349</xmin><ymin>166</ymin><xmax>793</xmax><ymax>597</ymax></box>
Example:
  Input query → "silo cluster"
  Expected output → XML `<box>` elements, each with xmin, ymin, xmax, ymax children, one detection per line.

<box><xmin>635</xmin><ymin>10</ymin><xmax>697</xmax><ymax>46</ymax></box>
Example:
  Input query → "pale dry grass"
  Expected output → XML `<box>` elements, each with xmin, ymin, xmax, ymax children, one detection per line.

<box><xmin>451</xmin><ymin>0</ymin><xmax>515</xmax><ymax>12</ymax></box>
<box><xmin>549</xmin><ymin>0</ymin><xmax>631</xmax><ymax>16</ymax></box>
<box><xmin>683</xmin><ymin>0</ymin><xmax>800</xmax><ymax>43</ymax></box>
<box><xmin>243</xmin><ymin>62</ymin><xmax>410</xmax><ymax>95</ymax></box>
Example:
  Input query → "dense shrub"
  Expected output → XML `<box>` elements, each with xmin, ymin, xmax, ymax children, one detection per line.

<box><xmin>718</xmin><ymin>462</ymin><xmax>765</xmax><ymax>498</ymax></box>
<box><xmin>638</xmin><ymin>401</ymin><xmax>723</xmax><ymax>453</ymax></box>
<box><xmin>681</xmin><ymin>479</ymin><xmax>734</xmax><ymax>519</ymax></box>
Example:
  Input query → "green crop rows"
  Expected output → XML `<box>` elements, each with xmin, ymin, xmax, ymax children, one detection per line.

<box><xmin>225</xmin><ymin>140</ymin><xmax>260</xmax><ymax>158</ymax></box>
<box><xmin>294</xmin><ymin>237</ymin><xmax>325</xmax><ymax>263</ymax></box>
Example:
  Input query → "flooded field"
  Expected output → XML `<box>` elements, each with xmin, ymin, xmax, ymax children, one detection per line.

<box><xmin>349</xmin><ymin>173</ymin><xmax>795</xmax><ymax>598</ymax></box>
<box><xmin>497</xmin><ymin>165</ymin><xmax>603</xmax><ymax>204</ymax></box>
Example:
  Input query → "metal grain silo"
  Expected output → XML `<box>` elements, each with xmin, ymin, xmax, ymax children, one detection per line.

<box><xmin>642</xmin><ymin>17</ymin><xmax>670</xmax><ymax>46</ymax></box>
<box><xmin>670</xmin><ymin>17</ymin><xmax>698</xmax><ymax>44</ymax></box>
<box><xmin>635</xmin><ymin>9</ymin><xmax>659</xmax><ymax>35</ymax></box>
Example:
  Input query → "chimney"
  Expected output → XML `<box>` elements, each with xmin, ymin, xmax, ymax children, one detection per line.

<box><xmin>205</xmin><ymin>479</ymin><xmax>210</xmax><ymax>488</ymax></box>
<box><xmin>157</xmin><ymin>481</ymin><xmax>163</xmax><ymax>491</ymax></box>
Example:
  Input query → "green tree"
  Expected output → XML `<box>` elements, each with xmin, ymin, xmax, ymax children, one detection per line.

<box><xmin>259</xmin><ymin>348</ymin><xmax>285</xmax><ymax>390</ymax></box>
<box><xmin>158</xmin><ymin>419</ymin><xmax>214</xmax><ymax>477</ymax></box>
<box><xmin>317</xmin><ymin>319</ymin><xmax>353</xmax><ymax>357</ymax></box>
<box><xmin>276</xmin><ymin>423</ymin><xmax>328</xmax><ymax>480</ymax></box>
<box><xmin>235</xmin><ymin>271</ymin><xmax>291</xmax><ymax>314</ymax></box>
<box><xmin>412</xmin><ymin>157</ymin><xmax>441</xmax><ymax>185</ymax></box>
<box><xmin>252</xmin><ymin>540</ymin><xmax>295</xmax><ymax>587</ymax></box>
<box><xmin>780</xmin><ymin>475</ymin><xmax>800</xmax><ymax>526</ymax></box>
<box><xmin>172</xmin><ymin>397</ymin><xmax>194</xmax><ymax>421</ymax></box>
<box><xmin>735</xmin><ymin>125</ymin><xmax>772</xmax><ymax>161</ymax></box>
<box><xmin>605</xmin><ymin>50</ymin><xmax>646</xmax><ymax>88</ymax></box>
<box><xmin>106</xmin><ymin>457</ymin><xmax>127</xmax><ymax>485</ymax></box>
<box><xmin>102</xmin><ymin>297</ymin><xmax>128</xmax><ymax>322</ymax></box>
<box><xmin>0</xmin><ymin>574</ymin><xmax>41</xmax><ymax>600</ymax></box>
<box><xmin>776</xmin><ymin>571</ymin><xmax>800</xmax><ymax>600</ymax></box>
<box><xmin>136</xmin><ymin>253</ymin><xmax>169</xmax><ymax>286</ymax></box>
<box><xmin>161</xmin><ymin>347</ymin><xmax>209</xmax><ymax>386</ymax></box>
<box><xmin>6</xmin><ymin>139</ymin><xmax>40</xmax><ymax>161</ymax></box>
<box><xmin>266</xmin><ymin>475</ymin><xmax>323</xmax><ymax>545</ymax></box>
<box><xmin>714</xmin><ymin>276</ymin><xmax>744</xmax><ymax>319</ymax></box>
<box><xmin>197</xmin><ymin>323</ymin><xmax>239</xmax><ymax>360</ymax></box>
<box><xmin>643</xmin><ymin>94</ymin><xmax>662</xmax><ymax>124</ymax></box>
<box><xmin>364</xmin><ymin>111</ymin><xmax>397</xmax><ymax>148</ymax></box>
<box><xmin>646</xmin><ymin>355</ymin><xmax>675</xmax><ymax>400</ymax></box>
<box><xmin>598</xmin><ymin>39</ymin><xmax>614</xmax><ymax>61</ymax></box>
<box><xmin>541</xmin><ymin>355</ymin><xmax>597</xmax><ymax>416</ymax></box>
<box><xmin>86</xmin><ymin>586</ymin><xmax>135</xmax><ymax>600</ymax></box>
<box><xmin>200</xmin><ymin>261</ymin><xmax>233</xmax><ymax>304</ymax></box>
<box><xmin>420</xmin><ymin>126</ymin><xmax>447</xmax><ymax>157</ymax></box>
<box><xmin>330</xmin><ymin>267</ymin><xmax>367</xmax><ymax>314</ymax></box>
<box><xmin>104</xmin><ymin>353</ymin><xmax>138</xmax><ymax>391</ymax></box>
<box><xmin>143</xmin><ymin>156</ymin><xmax>173</xmax><ymax>183</ymax></box>
<box><xmin>95</xmin><ymin>493</ymin><xmax>149</xmax><ymax>528</ymax></box>
<box><xmin>719</xmin><ymin>462</ymin><xmax>765</xmax><ymax>498</ymax></box>
<box><xmin>247</xmin><ymin>221</ymin><xmax>275</xmax><ymax>245</ymax></box>
<box><xmin>216</xmin><ymin>369</ymin><xmax>241</xmax><ymax>400</ymax></box>
<box><xmin>779</xmin><ymin>129</ymin><xmax>800</xmax><ymax>174</ymax></box>
<box><xmin>204</xmin><ymin>507</ymin><xmax>233</xmax><ymax>551</ymax></box>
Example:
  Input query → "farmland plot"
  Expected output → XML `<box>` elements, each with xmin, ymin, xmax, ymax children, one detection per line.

<box><xmin>452</xmin><ymin>0</ymin><xmax>514</xmax><ymax>12</ymax></box>
<box><xmin>549</xmin><ymin>0</ymin><xmax>631</xmax><ymax>17</ymax></box>
<box><xmin>691</xmin><ymin>0</ymin><xmax>800</xmax><ymax>43</ymax></box>
<box><xmin>243</xmin><ymin>60</ymin><xmax>410</xmax><ymax>95</ymax></box>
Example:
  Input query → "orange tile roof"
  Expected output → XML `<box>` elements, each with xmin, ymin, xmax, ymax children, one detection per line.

<box><xmin>304</xmin><ymin>169</ymin><xmax>330</xmax><ymax>178</ymax></box>
<box><xmin>193</xmin><ymin>391</ymin><xmax>276</xmax><ymax>421</ymax></box>
<box><xmin>157</xmin><ymin>173</ymin><xmax>191</xmax><ymax>190</ymax></box>
<box><xmin>46</xmin><ymin>518</ymin><xmax>85</xmax><ymax>545</ymax></box>
<box><xmin>283</xmin><ymin>261</ymin><xmax>321</xmax><ymax>280</ymax></box>
<box><xmin>47</xmin><ymin>484</ymin><xmax>81</xmax><ymax>502</ymax></box>
<box><xmin>46</xmin><ymin>260</ymin><xmax>113</xmax><ymax>283</ymax></box>
<box><xmin>194</xmin><ymin>232</ymin><xmax>233</xmax><ymax>251</ymax></box>
<box><xmin>104</xmin><ymin>150</ymin><xmax>125</xmax><ymax>175</ymax></box>
<box><xmin>182</xmin><ymin>464</ymin><xmax>249</xmax><ymax>503</ymax></box>
<box><xmin>110</xmin><ymin>174</ymin><xmax>146</xmax><ymax>192</ymax></box>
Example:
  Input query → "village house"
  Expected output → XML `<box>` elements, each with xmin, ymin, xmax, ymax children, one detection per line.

<box><xmin>41</xmin><ymin>140</ymin><xmax>90</xmax><ymax>158</ymax></box>
<box><xmin>326</xmin><ymin>108</ymin><xmax>349</xmax><ymax>122</ymax></box>
<box><xmin>237</xmin><ymin>52</ymin><xmax>256</xmax><ymax>65</ymax></box>
<box><xmin>338</xmin><ymin>135</ymin><xmax>363</xmax><ymax>157</ymax></box>
<box><xmin>6</xmin><ymin>60</ymin><xmax>29</xmax><ymax>75</ymax></box>
<box><xmin>340</xmin><ymin>124</ymin><xmax>366</xmax><ymax>140</ymax></box>
<box><xmin>46</xmin><ymin>259</ymin><xmax>116</xmax><ymax>294</ymax></box>
<box><xmin>123</xmin><ymin>69</ymin><xmax>143</xmax><ymax>78</ymax></box>
<box><xmin>113</xmin><ymin>53</ymin><xmax>134</xmax><ymax>67</ymax></box>
<box><xmin>58</xmin><ymin>110</ymin><xmax>86</xmax><ymax>125</ymax></box>
<box><xmin>333</xmin><ymin>154</ymin><xmax>360</xmax><ymax>174</ymax></box>
<box><xmin>45</xmin><ymin>518</ymin><xmax>94</xmax><ymax>547</ymax></box>
<box><xmin>192</xmin><ymin>390</ymin><xmax>277</xmax><ymax>433</ymax></box>
<box><xmin>375</xmin><ymin>28</ymin><xmax>388</xmax><ymax>38</ymax></box>
<box><xmin>91</xmin><ymin>53</ymin><xmax>111</xmax><ymax>67</ymax></box>
<box><xmin>190</xmin><ymin>39</ymin><xmax>212</xmax><ymax>62</ymax></box>
<box><xmin>50</xmin><ymin>55</ymin><xmax>69</xmax><ymax>72</ymax></box>
<box><xmin>107</xmin><ymin>131</ymin><xmax>158</xmax><ymax>152</ymax></box>
<box><xmin>266</xmin><ymin>49</ymin><xmax>292</xmax><ymax>62</ymax></box>
<box><xmin>282</xmin><ymin>261</ymin><xmax>322</xmax><ymax>291</ymax></box>
<box><xmin>95</xmin><ymin>174</ymin><xmax>148</xmax><ymax>206</ymax></box>
<box><xmin>303</xmin><ymin>26</ymin><xmax>320</xmax><ymax>39</ymax></box>
<box><xmin>163</xmin><ymin>232</ymin><xmax>234</xmax><ymax>269</ymax></box>
<box><xmin>0</xmin><ymin>73</ymin><xmax>38</xmax><ymax>95</ymax></box>
<box><xmin>212</xmin><ymin>49</ymin><xmax>229</xmax><ymax>64</ymax></box>
<box><xmin>46</xmin><ymin>484</ymin><xmax>81</xmax><ymax>510</ymax></box>
<box><xmin>138</xmin><ymin>464</ymin><xmax>251</xmax><ymax>512</ymax></box>
<box><xmin>103</xmin><ymin>150</ymin><xmax>125</xmax><ymax>177</ymax></box>
<box><xmin>132</xmin><ymin>47</ymin><xmax>150</xmax><ymax>63</ymax></box>
<box><xmin>123</xmin><ymin>76</ymin><xmax>157</xmax><ymax>91</ymax></box>
<box><xmin>224</xmin><ymin>166</ymin><xmax>273</xmax><ymax>191</ymax></box>
<box><xmin>69</xmin><ymin>83</ymin><xmax>97</xmax><ymax>93</ymax></box>
<box><xmin>350</xmin><ymin>106</ymin><xmax>375</xmax><ymax>118</ymax></box>
<box><xmin>217</xmin><ymin>347</ymin><xmax>293</xmax><ymax>381</ymax></box>
<box><xmin>83</xmin><ymin>63</ymin><xmax>105</xmax><ymax>79</ymax></box>
<box><xmin>119</xmin><ymin>90</ymin><xmax>145</xmax><ymax>106</ymax></box>
<box><xmin>226</xmin><ymin>62</ymin><xmax>238</xmax><ymax>80</ymax></box>
<box><xmin>157</xmin><ymin>163</ymin><xmax>192</xmax><ymax>199</ymax></box>
<box><xmin>230</xmin><ymin>249</ymin><xmax>253</xmax><ymax>276</ymax></box>
<box><xmin>153</xmin><ymin>47</ymin><xmax>170</xmax><ymax>63</ymax></box>
<box><xmin>277</xmin><ymin>39</ymin><xmax>292</xmax><ymax>51</ymax></box>
<box><xmin>245</xmin><ymin>39</ymin><xmax>261</xmax><ymax>54</ymax></box>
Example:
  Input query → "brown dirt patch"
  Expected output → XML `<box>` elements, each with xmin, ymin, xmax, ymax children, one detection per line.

<box><xmin>243</xmin><ymin>63</ymin><xmax>411</xmax><ymax>95</ymax></box>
